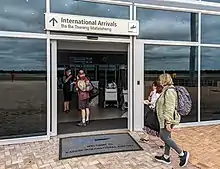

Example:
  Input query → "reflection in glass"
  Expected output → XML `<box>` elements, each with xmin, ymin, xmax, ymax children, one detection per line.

<box><xmin>202</xmin><ymin>0</ymin><xmax>220</xmax><ymax>2</ymax></box>
<box><xmin>144</xmin><ymin>45</ymin><xmax>198</xmax><ymax>123</ymax></box>
<box><xmin>0</xmin><ymin>38</ymin><xmax>47</xmax><ymax>139</ymax></box>
<box><xmin>202</xmin><ymin>14</ymin><xmax>220</xmax><ymax>44</ymax></box>
<box><xmin>137</xmin><ymin>8</ymin><xmax>198</xmax><ymax>41</ymax></box>
<box><xmin>201</xmin><ymin>47</ymin><xmax>220</xmax><ymax>121</ymax></box>
<box><xmin>0</xmin><ymin>0</ymin><xmax>45</xmax><ymax>33</ymax></box>
<box><xmin>51</xmin><ymin>0</ymin><xmax>129</xmax><ymax>19</ymax></box>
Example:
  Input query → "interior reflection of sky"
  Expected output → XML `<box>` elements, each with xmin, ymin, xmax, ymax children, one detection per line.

<box><xmin>0</xmin><ymin>0</ymin><xmax>220</xmax><ymax>71</ymax></box>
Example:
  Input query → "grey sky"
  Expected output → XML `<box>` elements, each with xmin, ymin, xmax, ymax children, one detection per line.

<box><xmin>0</xmin><ymin>0</ymin><xmax>45</xmax><ymax>33</ymax></box>
<box><xmin>0</xmin><ymin>38</ymin><xmax>46</xmax><ymax>71</ymax></box>
<box><xmin>0</xmin><ymin>0</ymin><xmax>220</xmax><ymax>71</ymax></box>
<box><xmin>203</xmin><ymin>0</ymin><xmax>220</xmax><ymax>2</ymax></box>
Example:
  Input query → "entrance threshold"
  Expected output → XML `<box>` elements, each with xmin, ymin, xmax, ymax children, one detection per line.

<box><xmin>58</xmin><ymin>118</ymin><xmax>128</xmax><ymax>135</ymax></box>
<box><xmin>58</xmin><ymin>129</ymin><xmax>129</xmax><ymax>138</ymax></box>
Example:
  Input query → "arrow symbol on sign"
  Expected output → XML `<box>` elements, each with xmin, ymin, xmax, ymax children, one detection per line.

<box><xmin>49</xmin><ymin>17</ymin><xmax>58</xmax><ymax>26</ymax></box>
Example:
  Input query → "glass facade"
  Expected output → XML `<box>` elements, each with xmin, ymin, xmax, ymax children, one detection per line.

<box><xmin>0</xmin><ymin>38</ymin><xmax>47</xmax><ymax>139</ymax></box>
<box><xmin>1</xmin><ymin>0</ymin><xmax>220</xmax><ymax>141</ymax></box>
<box><xmin>0</xmin><ymin>0</ymin><xmax>45</xmax><ymax>33</ymax></box>
<box><xmin>144</xmin><ymin>45</ymin><xmax>198</xmax><ymax>122</ymax></box>
<box><xmin>137</xmin><ymin>8</ymin><xmax>198</xmax><ymax>41</ymax></box>
<box><xmin>51</xmin><ymin>0</ymin><xmax>130</xmax><ymax>19</ymax></box>
<box><xmin>201</xmin><ymin>47</ymin><xmax>220</xmax><ymax>121</ymax></box>
<box><xmin>137</xmin><ymin>4</ymin><xmax>220</xmax><ymax>123</ymax></box>
<box><xmin>203</xmin><ymin>0</ymin><xmax>220</xmax><ymax>2</ymax></box>
<box><xmin>201</xmin><ymin>14</ymin><xmax>220</xmax><ymax>44</ymax></box>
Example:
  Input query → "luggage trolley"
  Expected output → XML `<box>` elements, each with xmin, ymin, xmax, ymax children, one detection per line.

<box><xmin>118</xmin><ymin>64</ymin><xmax>128</xmax><ymax>111</ymax></box>
<box><xmin>103</xmin><ymin>65</ymin><xmax>119</xmax><ymax>108</ymax></box>
<box><xmin>104</xmin><ymin>86</ymin><xmax>119</xmax><ymax>108</ymax></box>
<box><xmin>121</xmin><ymin>89</ymin><xmax>128</xmax><ymax>111</ymax></box>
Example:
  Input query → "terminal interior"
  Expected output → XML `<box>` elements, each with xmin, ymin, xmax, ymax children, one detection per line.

<box><xmin>57</xmin><ymin>41</ymin><xmax>128</xmax><ymax>134</ymax></box>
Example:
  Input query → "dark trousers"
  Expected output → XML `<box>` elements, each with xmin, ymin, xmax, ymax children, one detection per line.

<box><xmin>159</xmin><ymin>128</ymin><xmax>182</xmax><ymax>156</ymax></box>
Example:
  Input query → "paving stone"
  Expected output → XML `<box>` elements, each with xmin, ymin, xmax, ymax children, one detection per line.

<box><xmin>172</xmin><ymin>125</ymin><xmax>220</xmax><ymax>169</ymax></box>
<box><xmin>0</xmin><ymin>128</ymin><xmax>209</xmax><ymax>169</ymax></box>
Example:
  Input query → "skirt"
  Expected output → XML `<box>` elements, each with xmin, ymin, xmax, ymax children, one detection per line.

<box><xmin>143</xmin><ymin>105</ymin><xmax>160</xmax><ymax>136</ymax></box>
<box><xmin>63</xmin><ymin>91</ymin><xmax>72</xmax><ymax>102</ymax></box>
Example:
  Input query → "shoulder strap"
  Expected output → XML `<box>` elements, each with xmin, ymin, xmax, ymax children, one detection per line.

<box><xmin>85</xmin><ymin>77</ymin><xmax>94</xmax><ymax>88</ymax></box>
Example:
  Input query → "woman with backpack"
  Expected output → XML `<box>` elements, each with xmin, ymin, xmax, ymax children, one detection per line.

<box><xmin>154</xmin><ymin>73</ymin><xmax>190</xmax><ymax>167</ymax></box>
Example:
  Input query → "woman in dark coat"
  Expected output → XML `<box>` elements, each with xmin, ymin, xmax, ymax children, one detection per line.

<box><xmin>63</xmin><ymin>68</ymin><xmax>73</xmax><ymax>113</ymax></box>
<box><xmin>140</xmin><ymin>82</ymin><xmax>163</xmax><ymax>143</ymax></box>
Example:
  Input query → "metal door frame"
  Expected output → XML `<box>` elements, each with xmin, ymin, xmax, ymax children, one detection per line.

<box><xmin>50</xmin><ymin>36</ymin><xmax>134</xmax><ymax>136</ymax></box>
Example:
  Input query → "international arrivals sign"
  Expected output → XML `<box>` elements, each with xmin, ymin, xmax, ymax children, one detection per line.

<box><xmin>45</xmin><ymin>13</ymin><xmax>139</xmax><ymax>36</ymax></box>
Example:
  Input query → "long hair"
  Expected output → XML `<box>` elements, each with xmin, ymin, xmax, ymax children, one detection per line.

<box><xmin>156</xmin><ymin>84</ymin><xmax>163</xmax><ymax>94</ymax></box>
<box><xmin>151</xmin><ymin>81</ymin><xmax>158</xmax><ymax>91</ymax></box>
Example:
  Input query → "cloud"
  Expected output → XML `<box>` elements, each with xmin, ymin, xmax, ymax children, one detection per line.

<box><xmin>0</xmin><ymin>0</ymin><xmax>45</xmax><ymax>32</ymax></box>
<box><xmin>144</xmin><ymin>45</ymin><xmax>194</xmax><ymax>70</ymax></box>
<box><xmin>0</xmin><ymin>0</ymin><xmax>220</xmax><ymax>71</ymax></box>
<box><xmin>0</xmin><ymin>38</ymin><xmax>46</xmax><ymax>71</ymax></box>
<box><xmin>51</xmin><ymin>0</ymin><xmax>129</xmax><ymax>19</ymax></box>
<box><xmin>204</xmin><ymin>0</ymin><xmax>220</xmax><ymax>2</ymax></box>
<box><xmin>201</xmin><ymin>47</ymin><xmax>220</xmax><ymax>70</ymax></box>
<box><xmin>137</xmin><ymin>8</ymin><xmax>220</xmax><ymax>70</ymax></box>
<box><xmin>137</xmin><ymin>8</ymin><xmax>196</xmax><ymax>41</ymax></box>
<box><xmin>201</xmin><ymin>14</ymin><xmax>220</xmax><ymax>43</ymax></box>
<box><xmin>145</xmin><ymin>45</ymin><xmax>220</xmax><ymax>71</ymax></box>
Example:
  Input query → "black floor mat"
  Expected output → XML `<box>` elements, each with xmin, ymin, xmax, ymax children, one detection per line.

<box><xmin>59</xmin><ymin>133</ymin><xmax>143</xmax><ymax>159</ymax></box>
<box><xmin>58</xmin><ymin>118</ymin><xmax>127</xmax><ymax>134</ymax></box>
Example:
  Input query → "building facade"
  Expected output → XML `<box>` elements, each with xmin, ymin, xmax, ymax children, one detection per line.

<box><xmin>1</xmin><ymin>0</ymin><xmax>220</xmax><ymax>145</ymax></box>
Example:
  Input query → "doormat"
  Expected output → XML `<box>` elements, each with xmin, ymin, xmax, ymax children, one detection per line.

<box><xmin>59</xmin><ymin>133</ymin><xmax>143</xmax><ymax>159</ymax></box>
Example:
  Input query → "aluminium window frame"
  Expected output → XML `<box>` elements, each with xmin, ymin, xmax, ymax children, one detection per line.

<box><xmin>134</xmin><ymin>1</ymin><xmax>220</xmax><ymax>127</ymax></box>
<box><xmin>1</xmin><ymin>0</ymin><xmax>220</xmax><ymax>144</ymax></box>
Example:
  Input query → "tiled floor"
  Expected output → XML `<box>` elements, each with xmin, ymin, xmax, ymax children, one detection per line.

<box><xmin>1</xmin><ymin>125</ymin><xmax>219</xmax><ymax>169</ymax></box>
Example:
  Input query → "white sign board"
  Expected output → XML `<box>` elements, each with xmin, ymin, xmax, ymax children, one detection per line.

<box><xmin>45</xmin><ymin>13</ymin><xmax>139</xmax><ymax>36</ymax></box>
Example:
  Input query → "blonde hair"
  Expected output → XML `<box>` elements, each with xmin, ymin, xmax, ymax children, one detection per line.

<box><xmin>159</xmin><ymin>73</ymin><xmax>174</xmax><ymax>86</ymax></box>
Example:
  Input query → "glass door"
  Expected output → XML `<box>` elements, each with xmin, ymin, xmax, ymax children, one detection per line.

<box><xmin>50</xmin><ymin>40</ymin><xmax>57</xmax><ymax>136</ymax></box>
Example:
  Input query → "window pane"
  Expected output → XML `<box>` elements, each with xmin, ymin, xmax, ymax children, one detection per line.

<box><xmin>201</xmin><ymin>14</ymin><xmax>220</xmax><ymax>44</ymax></box>
<box><xmin>144</xmin><ymin>45</ymin><xmax>198</xmax><ymax>123</ymax></box>
<box><xmin>137</xmin><ymin>8</ymin><xmax>198</xmax><ymax>41</ymax></box>
<box><xmin>201</xmin><ymin>47</ymin><xmax>220</xmax><ymax>121</ymax></box>
<box><xmin>51</xmin><ymin>0</ymin><xmax>129</xmax><ymax>19</ymax></box>
<box><xmin>202</xmin><ymin>0</ymin><xmax>220</xmax><ymax>2</ymax></box>
<box><xmin>0</xmin><ymin>38</ymin><xmax>47</xmax><ymax>139</ymax></box>
<box><xmin>0</xmin><ymin>0</ymin><xmax>45</xmax><ymax>33</ymax></box>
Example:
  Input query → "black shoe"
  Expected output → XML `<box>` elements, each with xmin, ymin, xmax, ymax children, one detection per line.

<box><xmin>139</xmin><ymin>138</ymin><xmax>149</xmax><ymax>143</ymax></box>
<box><xmin>155</xmin><ymin>155</ymin><xmax>171</xmax><ymax>165</ymax></box>
<box><xmin>179</xmin><ymin>151</ymin><xmax>190</xmax><ymax>167</ymax></box>
<box><xmin>86</xmin><ymin>120</ymin><xmax>90</xmax><ymax>125</ymax></box>
<box><xmin>159</xmin><ymin>145</ymin><xmax>164</xmax><ymax>149</ymax></box>
<box><xmin>77</xmin><ymin>122</ymin><xmax>86</xmax><ymax>127</ymax></box>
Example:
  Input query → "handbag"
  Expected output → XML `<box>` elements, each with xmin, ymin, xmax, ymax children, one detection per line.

<box><xmin>89</xmin><ymin>83</ymin><xmax>100</xmax><ymax>102</ymax></box>
<box><xmin>144</xmin><ymin>105</ymin><xmax>160</xmax><ymax>133</ymax></box>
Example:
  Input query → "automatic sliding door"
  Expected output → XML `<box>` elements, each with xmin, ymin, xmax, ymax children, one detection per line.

<box><xmin>50</xmin><ymin>40</ymin><xmax>57</xmax><ymax>136</ymax></box>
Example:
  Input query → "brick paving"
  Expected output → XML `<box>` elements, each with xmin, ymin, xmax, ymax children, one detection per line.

<box><xmin>173</xmin><ymin>125</ymin><xmax>220</xmax><ymax>169</ymax></box>
<box><xmin>0</xmin><ymin>131</ymin><xmax>200</xmax><ymax>169</ymax></box>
